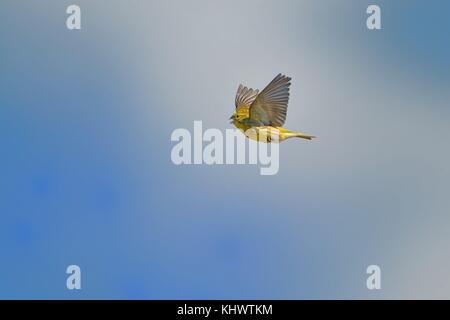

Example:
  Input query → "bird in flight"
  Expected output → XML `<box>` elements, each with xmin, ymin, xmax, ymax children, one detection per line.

<box><xmin>230</xmin><ymin>74</ymin><xmax>315</xmax><ymax>142</ymax></box>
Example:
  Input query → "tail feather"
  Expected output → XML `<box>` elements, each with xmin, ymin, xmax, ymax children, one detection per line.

<box><xmin>293</xmin><ymin>132</ymin><xmax>316</xmax><ymax>140</ymax></box>
<box><xmin>279</xmin><ymin>128</ymin><xmax>316</xmax><ymax>141</ymax></box>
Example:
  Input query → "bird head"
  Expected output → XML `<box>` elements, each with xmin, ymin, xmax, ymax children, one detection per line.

<box><xmin>229</xmin><ymin>113</ymin><xmax>245</xmax><ymax>123</ymax></box>
<box><xmin>230</xmin><ymin>108</ymin><xmax>248</xmax><ymax>123</ymax></box>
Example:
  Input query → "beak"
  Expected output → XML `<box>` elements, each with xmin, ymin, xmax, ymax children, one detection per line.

<box><xmin>229</xmin><ymin>115</ymin><xmax>234</xmax><ymax>123</ymax></box>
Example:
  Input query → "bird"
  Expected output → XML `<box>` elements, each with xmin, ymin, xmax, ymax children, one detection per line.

<box><xmin>230</xmin><ymin>73</ymin><xmax>315</xmax><ymax>143</ymax></box>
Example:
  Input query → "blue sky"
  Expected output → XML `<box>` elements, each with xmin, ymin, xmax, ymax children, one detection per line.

<box><xmin>0</xmin><ymin>1</ymin><xmax>449</xmax><ymax>299</ymax></box>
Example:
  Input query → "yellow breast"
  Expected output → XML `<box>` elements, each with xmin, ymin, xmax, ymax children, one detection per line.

<box><xmin>232</xmin><ymin>122</ymin><xmax>281</xmax><ymax>143</ymax></box>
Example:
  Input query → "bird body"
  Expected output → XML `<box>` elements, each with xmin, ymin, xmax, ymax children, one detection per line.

<box><xmin>230</xmin><ymin>74</ymin><xmax>315</xmax><ymax>143</ymax></box>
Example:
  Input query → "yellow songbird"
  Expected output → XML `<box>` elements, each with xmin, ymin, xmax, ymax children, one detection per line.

<box><xmin>230</xmin><ymin>73</ymin><xmax>315</xmax><ymax>142</ymax></box>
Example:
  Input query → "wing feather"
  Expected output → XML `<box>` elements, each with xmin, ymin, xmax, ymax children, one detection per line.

<box><xmin>249</xmin><ymin>74</ymin><xmax>291</xmax><ymax>126</ymax></box>
<box><xmin>235</xmin><ymin>84</ymin><xmax>259</xmax><ymax>109</ymax></box>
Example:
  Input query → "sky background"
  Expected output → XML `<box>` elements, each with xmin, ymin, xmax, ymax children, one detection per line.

<box><xmin>0</xmin><ymin>0</ymin><xmax>449</xmax><ymax>299</ymax></box>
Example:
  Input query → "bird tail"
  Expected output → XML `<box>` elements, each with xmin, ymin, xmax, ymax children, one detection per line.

<box><xmin>279</xmin><ymin>128</ymin><xmax>316</xmax><ymax>141</ymax></box>
<box><xmin>292</xmin><ymin>132</ymin><xmax>316</xmax><ymax>140</ymax></box>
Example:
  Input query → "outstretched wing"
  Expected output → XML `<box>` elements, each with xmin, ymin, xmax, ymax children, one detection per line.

<box><xmin>235</xmin><ymin>84</ymin><xmax>259</xmax><ymax>109</ymax></box>
<box><xmin>249</xmin><ymin>74</ymin><xmax>291</xmax><ymax>127</ymax></box>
